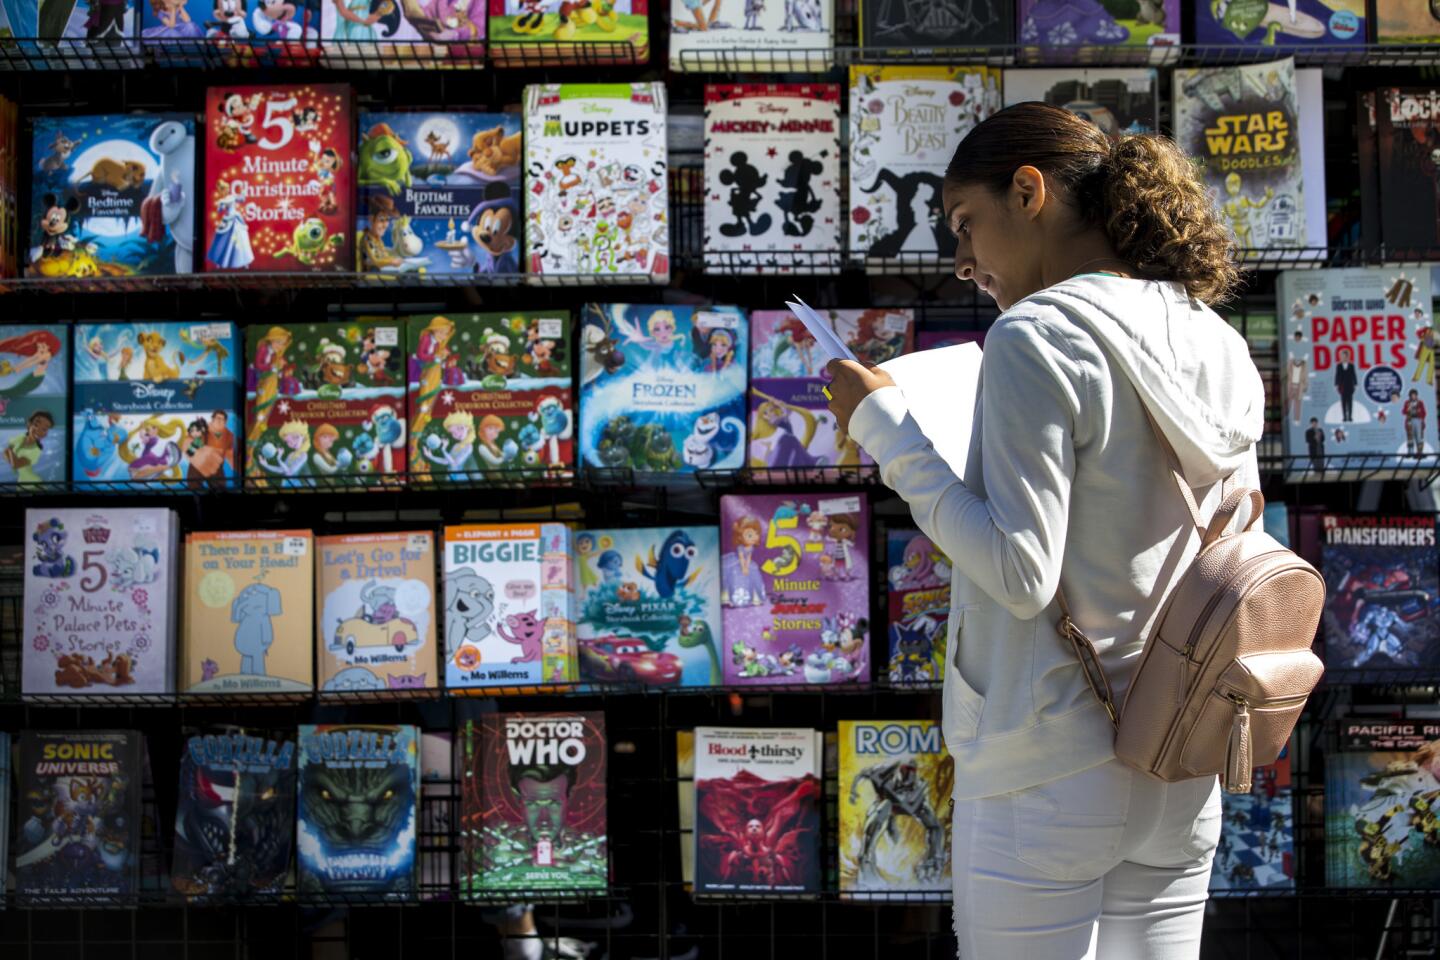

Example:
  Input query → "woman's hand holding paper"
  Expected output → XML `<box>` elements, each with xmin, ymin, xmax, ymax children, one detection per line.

<box><xmin>823</xmin><ymin>359</ymin><xmax>896</xmax><ymax>436</ymax></box>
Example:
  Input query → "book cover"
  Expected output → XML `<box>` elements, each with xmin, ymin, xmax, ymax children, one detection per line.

<box><xmin>0</xmin><ymin>731</ymin><xmax>8</xmax><ymax>896</ymax></box>
<box><xmin>1377</xmin><ymin>89</ymin><xmax>1440</xmax><ymax>255</ymax></box>
<box><xmin>838</xmin><ymin>720</ymin><xmax>951</xmax><ymax>896</ymax></box>
<box><xmin>1</xmin><ymin>96</ymin><xmax>17</xmax><ymax>279</ymax></box>
<box><xmin>37</xmin><ymin>0</ymin><xmax>137</xmax><ymax>38</ymax></box>
<box><xmin>1000</xmin><ymin>68</ymin><xmax>1157</xmax><ymax>136</ymax></box>
<box><xmin>522</xmin><ymin>83</ymin><xmax>669</xmax><ymax>282</ymax></box>
<box><xmin>578</xmin><ymin>303</ymin><xmax>748</xmax><ymax>474</ymax></box>
<box><xmin>15</xmin><ymin>730</ymin><xmax>142</xmax><ymax>897</ymax></box>
<box><xmin>694</xmin><ymin>726</ymin><xmax>820</xmax><ymax>895</ymax></box>
<box><xmin>1278</xmin><ymin>268</ymin><xmax>1433</xmax><ymax>469</ymax></box>
<box><xmin>1196</xmin><ymin>0</ymin><xmax>1362</xmax><ymax>44</ymax></box>
<box><xmin>442</xmin><ymin>523</ymin><xmax>576</xmax><ymax>689</ymax></box>
<box><xmin>719</xmin><ymin>493</ymin><xmax>870</xmax><ymax>685</ymax></box>
<box><xmin>171</xmin><ymin>727</ymin><xmax>297</xmax><ymax>897</ymax></box>
<box><xmin>244</xmin><ymin>320</ymin><xmax>406</xmax><ymax>488</ymax></box>
<box><xmin>461</xmin><ymin>712</ymin><xmax>607</xmax><ymax>894</ymax></box>
<box><xmin>669</xmin><ymin>0</ymin><xmax>830</xmax><ymax>71</ymax></box>
<box><xmin>419</xmin><ymin>730</ymin><xmax>453</xmax><ymax>897</ymax></box>
<box><xmin>72</xmin><ymin>321</ymin><xmax>241</xmax><ymax>491</ymax></box>
<box><xmin>23</xmin><ymin>507</ymin><xmax>178</xmax><ymax>695</ymax></box>
<box><xmin>203</xmin><ymin>84</ymin><xmax>353</xmax><ymax>273</ymax></box>
<box><xmin>858</xmin><ymin>0</ymin><xmax>1009</xmax><ymax>47</ymax></box>
<box><xmin>28</xmin><ymin>114</ymin><xmax>196</xmax><ymax>279</ymax></box>
<box><xmin>357</xmin><ymin>112</ymin><xmax>520</xmax><ymax>276</ymax></box>
<box><xmin>849</xmin><ymin>67</ymin><xmax>999</xmax><ymax>267</ymax></box>
<box><xmin>321</xmin><ymin>0</ymin><xmax>481</xmax><ymax>49</ymax></box>
<box><xmin>297</xmin><ymin>724</ymin><xmax>419</xmax><ymax>897</ymax></box>
<box><xmin>1018</xmin><ymin>0</ymin><xmax>1177</xmax><ymax>45</ymax></box>
<box><xmin>140</xmin><ymin>0</ymin><xmax>271</xmax><ymax>40</ymax></box>
<box><xmin>1264</xmin><ymin>503</ymin><xmax>1291</xmax><ymax>546</ymax></box>
<box><xmin>1326</xmin><ymin>719</ymin><xmax>1440</xmax><ymax>888</ymax></box>
<box><xmin>409</xmin><ymin>312</ymin><xmax>574</xmax><ymax>483</ymax></box>
<box><xmin>748</xmin><ymin>308</ymin><xmax>911</xmax><ymax>470</ymax></box>
<box><xmin>1377</xmin><ymin>1</ymin><xmax>1440</xmax><ymax>42</ymax></box>
<box><xmin>703</xmin><ymin>84</ymin><xmax>841</xmax><ymax>274</ymax></box>
<box><xmin>317</xmin><ymin>531</ymin><xmax>437</xmax><ymax>693</ymax></box>
<box><xmin>677</xmin><ymin>728</ymin><xmax>695</xmax><ymax>886</ymax></box>
<box><xmin>1358</xmin><ymin>91</ymin><xmax>1380</xmax><ymax>250</ymax></box>
<box><xmin>1212</xmin><ymin>742</ymin><xmax>1294</xmax><ymax>891</ymax></box>
<box><xmin>886</xmin><ymin>529</ymin><xmax>949</xmax><ymax>684</ymax></box>
<box><xmin>0</xmin><ymin>0</ymin><xmax>37</xmax><ymax>38</ymax></box>
<box><xmin>0</xmin><ymin>325</ymin><xmax>67</xmax><ymax>486</ymax></box>
<box><xmin>1319</xmin><ymin>515</ymin><xmax>1440</xmax><ymax>672</ymax></box>
<box><xmin>487</xmin><ymin>0</ymin><xmax>646</xmax><ymax>58</ymax></box>
<box><xmin>1174</xmin><ymin>59</ymin><xmax>1304</xmax><ymax>253</ymax></box>
<box><xmin>574</xmin><ymin>526</ymin><xmax>722</xmax><ymax>686</ymax></box>
<box><xmin>182</xmin><ymin>529</ymin><xmax>314</xmax><ymax>694</ymax></box>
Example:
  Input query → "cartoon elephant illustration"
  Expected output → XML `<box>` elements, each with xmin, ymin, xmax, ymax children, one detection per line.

<box><xmin>445</xmin><ymin>572</ymin><xmax>494</xmax><ymax>653</ymax></box>
<box><xmin>232</xmin><ymin>582</ymin><xmax>282</xmax><ymax>676</ymax></box>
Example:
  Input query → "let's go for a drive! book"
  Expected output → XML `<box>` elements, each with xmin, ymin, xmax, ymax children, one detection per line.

<box><xmin>298</xmin><ymin>724</ymin><xmax>419</xmax><ymax>898</ymax></box>
<box><xmin>1319</xmin><ymin>515</ymin><xmax>1440</xmax><ymax>672</ymax></box>
<box><xmin>461</xmin><ymin>712</ymin><xmax>607</xmax><ymax>895</ymax></box>
<box><xmin>1</xmin><ymin>325</ymin><xmax>67</xmax><ymax>486</ymax></box>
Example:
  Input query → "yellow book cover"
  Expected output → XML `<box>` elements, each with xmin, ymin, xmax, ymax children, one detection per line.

<box><xmin>183</xmin><ymin>530</ymin><xmax>315</xmax><ymax>694</ymax></box>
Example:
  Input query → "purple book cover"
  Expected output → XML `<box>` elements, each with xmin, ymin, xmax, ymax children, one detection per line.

<box><xmin>720</xmin><ymin>493</ymin><xmax>870</xmax><ymax>685</ymax></box>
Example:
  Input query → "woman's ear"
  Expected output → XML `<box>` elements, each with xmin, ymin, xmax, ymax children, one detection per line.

<box><xmin>1012</xmin><ymin>165</ymin><xmax>1046</xmax><ymax>220</ymax></box>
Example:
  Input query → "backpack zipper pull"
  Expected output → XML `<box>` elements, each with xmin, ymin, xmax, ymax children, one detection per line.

<box><xmin>1225</xmin><ymin>694</ymin><xmax>1252</xmax><ymax>794</ymax></box>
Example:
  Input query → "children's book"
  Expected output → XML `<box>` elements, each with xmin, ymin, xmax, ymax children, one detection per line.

<box><xmin>442</xmin><ymin>523</ymin><xmax>577</xmax><ymax>689</ymax></box>
<box><xmin>669</xmin><ymin>0</ymin><xmax>831</xmax><ymax>71</ymax></box>
<box><xmin>23</xmin><ymin>507</ymin><xmax>179</xmax><ymax>695</ymax></box>
<box><xmin>676</xmin><ymin>728</ymin><xmax>695</xmax><ymax>886</ymax></box>
<box><xmin>181</xmin><ymin>529</ymin><xmax>314</xmax><ymax>694</ymax></box>
<box><xmin>37</xmin><ymin>0</ymin><xmax>139</xmax><ymax>42</ymax></box>
<box><xmin>488</xmin><ymin>0</ymin><xmax>647</xmax><ymax>63</ymax></box>
<box><xmin>1319</xmin><ymin>515</ymin><xmax>1440</xmax><ymax>672</ymax></box>
<box><xmin>522</xmin><ymin>83</ymin><xmax>669</xmax><ymax>282</ymax></box>
<box><xmin>1377</xmin><ymin>89</ymin><xmax>1440</xmax><ymax>257</ymax></box>
<box><xmin>720</xmin><ymin>493</ymin><xmax>870</xmax><ymax>685</ymax></box>
<box><xmin>1376</xmin><ymin>1</ymin><xmax>1440</xmax><ymax>42</ymax></box>
<box><xmin>321</xmin><ymin>0</ymin><xmax>483</xmax><ymax>65</ymax></box>
<box><xmin>0</xmin><ymin>325</ymin><xmax>67</xmax><ymax>487</ymax></box>
<box><xmin>317</xmin><ymin>531</ymin><xmax>437</xmax><ymax>694</ymax></box>
<box><xmin>886</xmin><ymin>528</ymin><xmax>949</xmax><ymax>685</ymax></box>
<box><xmin>408</xmin><ymin>312</ymin><xmax>574</xmax><ymax>483</ymax></box>
<box><xmin>1000</xmin><ymin>68</ymin><xmax>1157</xmax><ymax>136</ymax></box>
<box><xmin>244</xmin><ymin>320</ymin><xmax>407</xmax><ymax>489</ymax></box>
<box><xmin>72</xmin><ymin>321</ymin><xmax>241</xmax><ymax>491</ymax></box>
<box><xmin>858</xmin><ymin>0</ymin><xmax>1009</xmax><ymax>47</ymax></box>
<box><xmin>1212</xmin><ymin>742</ymin><xmax>1294</xmax><ymax>891</ymax></box>
<box><xmin>28</xmin><ymin>114</ymin><xmax>196</xmax><ymax>279</ymax></box>
<box><xmin>1018</xmin><ymin>0</ymin><xmax>1177</xmax><ymax>46</ymax></box>
<box><xmin>578</xmin><ymin>303</ymin><xmax>747</xmax><ymax>475</ymax></box>
<box><xmin>203</xmin><ymin>84</ymin><xmax>353</xmax><ymax>273</ymax></box>
<box><xmin>1196</xmin><ymin>0</ymin><xmax>1362</xmax><ymax>45</ymax></box>
<box><xmin>357</xmin><ymin>112</ymin><xmax>521</xmax><ymax>277</ymax></box>
<box><xmin>0</xmin><ymin>96</ymin><xmax>18</xmax><ymax>280</ymax></box>
<box><xmin>574</xmin><ymin>526</ymin><xmax>723</xmax><ymax>686</ymax></box>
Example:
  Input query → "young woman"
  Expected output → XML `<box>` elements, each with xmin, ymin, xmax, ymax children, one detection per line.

<box><xmin>825</xmin><ymin>103</ymin><xmax>1261</xmax><ymax>959</ymax></box>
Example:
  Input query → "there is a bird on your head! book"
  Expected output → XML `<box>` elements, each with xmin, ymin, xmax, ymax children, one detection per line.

<box><xmin>408</xmin><ymin>312</ymin><xmax>574</xmax><ymax>484</ymax></box>
<box><xmin>0</xmin><ymin>325</ymin><xmax>68</xmax><ymax>487</ymax></box>
<box><xmin>316</xmin><ymin>531</ymin><xmax>437</xmax><ymax>695</ymax></box>
<box><xmin>669</xmin><ymin>0</ymin><xmax>831</xmax><ymax>72</ymax></box>
<box><xmin>28</xmin><ymin>114</ymin><xmax>196</xmax><ymax>279</ymax></box>
<box><xmin>357</xmin><ymin>112</ymin><xmax>521</xmax><ymax>277</ymax></box>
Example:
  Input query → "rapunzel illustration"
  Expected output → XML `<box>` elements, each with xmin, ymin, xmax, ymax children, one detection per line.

<box><xmin>749</xmin><ymin>389</ymin><xmax>823</xmax><ymax>468</ymax></box>
<box><xmin>121</xmin><ymin>417</ymin><xmax>185</xmax><ymax>481</ymax></box>
<box><xmin>0</xmin><ymin>329</ymin><xmax>62</xmax><ymax>398</ymax></box>
<box><xmin>247</xmin><ymin>326</ymin><xmax>294</xmax><ymax>474</ymax></box>
<box><xmin>409</xmin><ymin>315</ymin><xmax>456</xmax><ymax>478</ymax></box>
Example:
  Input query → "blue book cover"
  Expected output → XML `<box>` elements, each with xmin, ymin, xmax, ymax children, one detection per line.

<box><xmin>0</xmin><ymin>0</ymin><xmax>38</xmax><ymax>35</ymax></box>
<box><xmin>358</xmin><ymin>112</ymin><xmax>521</xmax><ymax>277</ymax></box>
<box><xmin>140</xmin><ymin>0</ymin><xmax>283</xmax><ymax>41</ymax></box>
<box><xmin>0</xmin><ymin>325</ymin><xmax>67</xmax><ymax>487</ymax></box>
<box><xmin>1327</xmin><ymin>719</ymin><xmax>1440</xmax><ymax>888</ymax></box>
<box><xmin>1212</xmin><ymin>743</ymin><xmax>1294</xmax><ymax>891</ymax></box>
<box><xmin>72</xmin><ymin>321</ymin><xmax>240</xmax><ymax>490</ymax></box>
<box><xmin>29</xmin><ymin>115</ymin><xmax>196</xmax><ymax>279</ymax></box>
<box><xmin>578</xmin><ymin>303</ymin><xmax>747</xmax><ymax>475</ymax></box>
<box><xmin>574</xmin><ymin>526</ymin><xmax>723</xmax><ymax>687</ymax></box>
<box><xmin>1196</xmin><ymin>0</ymin><xmax>1363</xmax><ymax>45</ymax></box>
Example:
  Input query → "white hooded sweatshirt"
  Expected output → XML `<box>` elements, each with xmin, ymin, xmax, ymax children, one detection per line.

<box><xmin>848</xmin><ymin>275</ymin><xmax>1266</xmax><ymax>799</ymax></box>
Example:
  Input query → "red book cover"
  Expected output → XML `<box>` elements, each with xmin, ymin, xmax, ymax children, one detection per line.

<box><xmin>203</xmin><ymin>85</ymin><xmax>354</xmax><ymax>274</ymax></box>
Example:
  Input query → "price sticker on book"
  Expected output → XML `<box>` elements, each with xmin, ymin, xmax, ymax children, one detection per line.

<box><xmin>882</xmin><ymin>312</ymin><xmax>910</xmax><ymax>335</ymax></box>
<box><xmin>537</xmin><ymin>318</ymin><xmax>565</xmax><ymax>339</ymax></box>
<box><xmin>818</xmin><ymin>496</ymin><xmax>861</xmax><ymax>515</ymax></box>
<box><xmin>375</xmin><ymin>327</ymin><xmax>399</xmax><ymax>347</ymax></box>
<box><xmin>697</xmin><ymin>311</ymin><xmax>739</xmax><ymax>329</ymax></box>
<box><xmin>283</xmin><ymin>536</ymin><xmax>308</xmax><ymax>557</ymax></box>
<box><xmin>408</xmin><ymin>534</ymin><xmax>429</xmax><ymax>552</ymax></box>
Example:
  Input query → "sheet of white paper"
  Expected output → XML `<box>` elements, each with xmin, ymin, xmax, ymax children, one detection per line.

<box><xmin>878</xmin><ymin>342</ymin><xmax>982</xmax><ymax>479</ymax></box>
<box><xmin>785</xmin><ymin>296</ymin><xmax>858</xmax><ymax>363</ymax></box>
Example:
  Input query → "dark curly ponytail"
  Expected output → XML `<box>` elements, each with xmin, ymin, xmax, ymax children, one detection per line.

<box><xmin>944</xmin><ymin>102</ymin><xmax>1239</xmax><ymax>306</ymax></box>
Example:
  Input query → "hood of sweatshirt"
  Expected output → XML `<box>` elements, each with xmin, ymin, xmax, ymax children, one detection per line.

<box><xmin>1019</xmin><ymin>275</ymin><xmax>1266</xmax><ymax>489</ymax></box>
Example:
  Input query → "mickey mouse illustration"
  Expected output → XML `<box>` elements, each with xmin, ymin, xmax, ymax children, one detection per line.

<box><xmin>448</xmin><ymin>182</ymin><xmax>519</xmax><ymax>275</ymax></box>
<box><xmin>776</xmin><ymin>150</ymin><xmax>824</xmax><ymax>237</ymax></box>
<box><xmin>33</xmin><ymin>194</ymin><xmax>81</xmax><ymax>264</ymax></box>
<box><xmin>718</xmin><ymin>151</ymin><xmax>771</xmax><ymax>238</ymax></box>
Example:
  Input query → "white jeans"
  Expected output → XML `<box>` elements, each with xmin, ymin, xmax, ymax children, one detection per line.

<box><xmin>951</xmin><ymin>759</ymin><xmax>1222</xmax><ymax>960</ymax></box>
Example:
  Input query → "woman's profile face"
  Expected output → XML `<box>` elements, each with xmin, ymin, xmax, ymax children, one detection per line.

<box><xmin>942</xmin><ymin>178</ymin><xmax>1043</xmax><ymax>312</ymax></box>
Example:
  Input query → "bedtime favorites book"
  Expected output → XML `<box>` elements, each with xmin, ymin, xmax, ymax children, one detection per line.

<box><xmin>523</xmin><ymin>84</ymin><xmax>669</xmax><ymax>282</ymax></box>
<box><xmin>297</xmin><ymin>724</ymin><xmax>419</xmax><ymax>898</ymax></box>
<box><xmin>28</xmin><ymin>114</ymin><xmax>196</xmax><ymax>279</ymax></box>
<box><xmin>1326</xmin><ymin>719</ymin><xmax>1440</xmax><ymax>888</ymax></box>
<box><xmin>1212</xmin><ymin>743</ymin><xmax>1294</xmax><ymax>891</ymax></box>
<box><xmin>748</xmin><ymin>308</ymin><xmax>911</xmax><ymax>470</ymax></box>
<box><xmin>838</xmin><ymin>720</ymin><xmax>951</xmax><ymax>897</ymax></box>
<box><xmin>171</xmin><ymin>727</ymin><xmax>297</xmax><ymax>898</ymax></box>
<box><xmin>487</xmin><ymin>0</ymin><xmax>647</xmax><ymax>62</ymax></box>
<box><xmin>694</xmin><ymin>726</ymin><xmax>821</xmax><ymax>896</ymax></box>
<box><xmin>1196</xmin><ymin>0</ymin><xmax>1363</xmax><ymax>45</ymax></box>
<box><xmin>669</xmin><ymin>0</ymin><xmax>830</xmax><ymax>71</ymax></box>
<box><xmin>574</xmin><ymin>526</ymin><xmax>722</xmax><ymax>686</ymax></box>
<box><xmin>703</xmin><ymin>84</ymin><xmax>841</xmax><ymax>274</ymax></box>
<box><xmin>245</xmin><ymin>321</ymin><xmax>407</xmax><ymax>489</ymax></box>
<box><xmin>72</xmin><ymin>321</ymin><xmax>241</xmax><ymax>491</ymax></box>
<box><xmin>317</xmin><ymin>532</ymin><xmax>437</xmax><ymax>694</ymax></box>
<box><xmin>461</xmin><ymin>712</ymin><xmax>607</xmax><ymax>895</ymax></box>
<box><xmin>886</xmin><ymin>529</ymin><xmax>950</xmax><ymax>685</ymax></box>
<box><xmin>1</xmin><ymin>325</ymin><xmax>67</xmax><ymax>487</ymax></box>
<box><xmin>1001</xmin><ymin>68</ymin><xmax>1158</xmax><ymax>137</ymax></box>
<box><xmin>357</xmin><ymin>112</ymin><xmax>521</xmax><ymax>277</ymax></box>
<box><xmin>858</xmin><ymin>0</ymin><xmax>1008</xmax><ymax>47</ymax></box>
<box><xmin>1174</xmin><ymin>59</ymin><xmax>1304</xmax><ymax>254</ymax></box>
<box><xmin>848</xmin><ymin>67</ymin><xmax>999</xmax><ymax>268</ymax></box>
<box><xmin>442</xmin><ymin>523</ymin><xmax>577</xmax><ymax>689</ymax></box>
<box><xmin>23</xmin><ymin>507</ymin><xmax>180</xmax><ymax>695</ymax></box>
<box><xmin>579</xmin><ymin>303</ymin><xmax>747</xmax><ymax>475</ymax></box>
<box><xmin>182</xmin><ymin>530</ymin><xmax>314</xmax><ymax>694</ymax></box>
<box><xmin>1278</xmin><ymin>268</ymin><xmax>1433</xmax><ymax>471</ymax></box>
<box><xmin>408</xmin><ymin>312</ymin><xmax>574</xmax><ymax>483</ymax></box>
<box><xmin>1319</xmin><ymin>515</ymin><xmax>1440</xmax><ymax>672</ymax></box>
<box><xmin>15</xmin><ymin>730</ymin><xmax>143</xmax><ymax>898</ymax></box>
<box><xmin>719</xmin><ymin>493</ymin><xmax>870</xmax><ymax>685</ymax></box>
<box><xmin>203</xmin><ymin>84</ymin><xmax>353</xmax><ymax>274</ymax></box>
<box><xmin>1018</xmin><ymin>0</ymin><xmax>1177</xmax><ymax>46</ymax></box>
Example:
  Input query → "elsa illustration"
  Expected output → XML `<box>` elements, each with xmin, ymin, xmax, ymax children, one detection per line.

<box><xmin>610</xmin><ymin>307</ymin><xmax>688</xmax><ymax>370</ymax></box>
<box><xmin>207</xmin><ymin>180</ymin><xmax>254</xmax><ymax>270</ymax></box>
<box><xmin>256</xmin><ymin>419</ymin><xmax>311</xmax><ymax>484</ymax></box>
<box><xmin>86</xmin><ymin>333</ymin><xmax>130</xmax><ymax>381</ymax></box>
<box><xmin>422</xmin><ymin>410</ymin><xmax>479</xmax><ymax>476</ymax></box>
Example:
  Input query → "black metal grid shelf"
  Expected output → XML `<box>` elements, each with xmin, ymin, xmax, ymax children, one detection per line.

<box><xmin>0</xmin><ymin>270</ymin><xmax>663</xmax><ymax>296</ymax></box>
